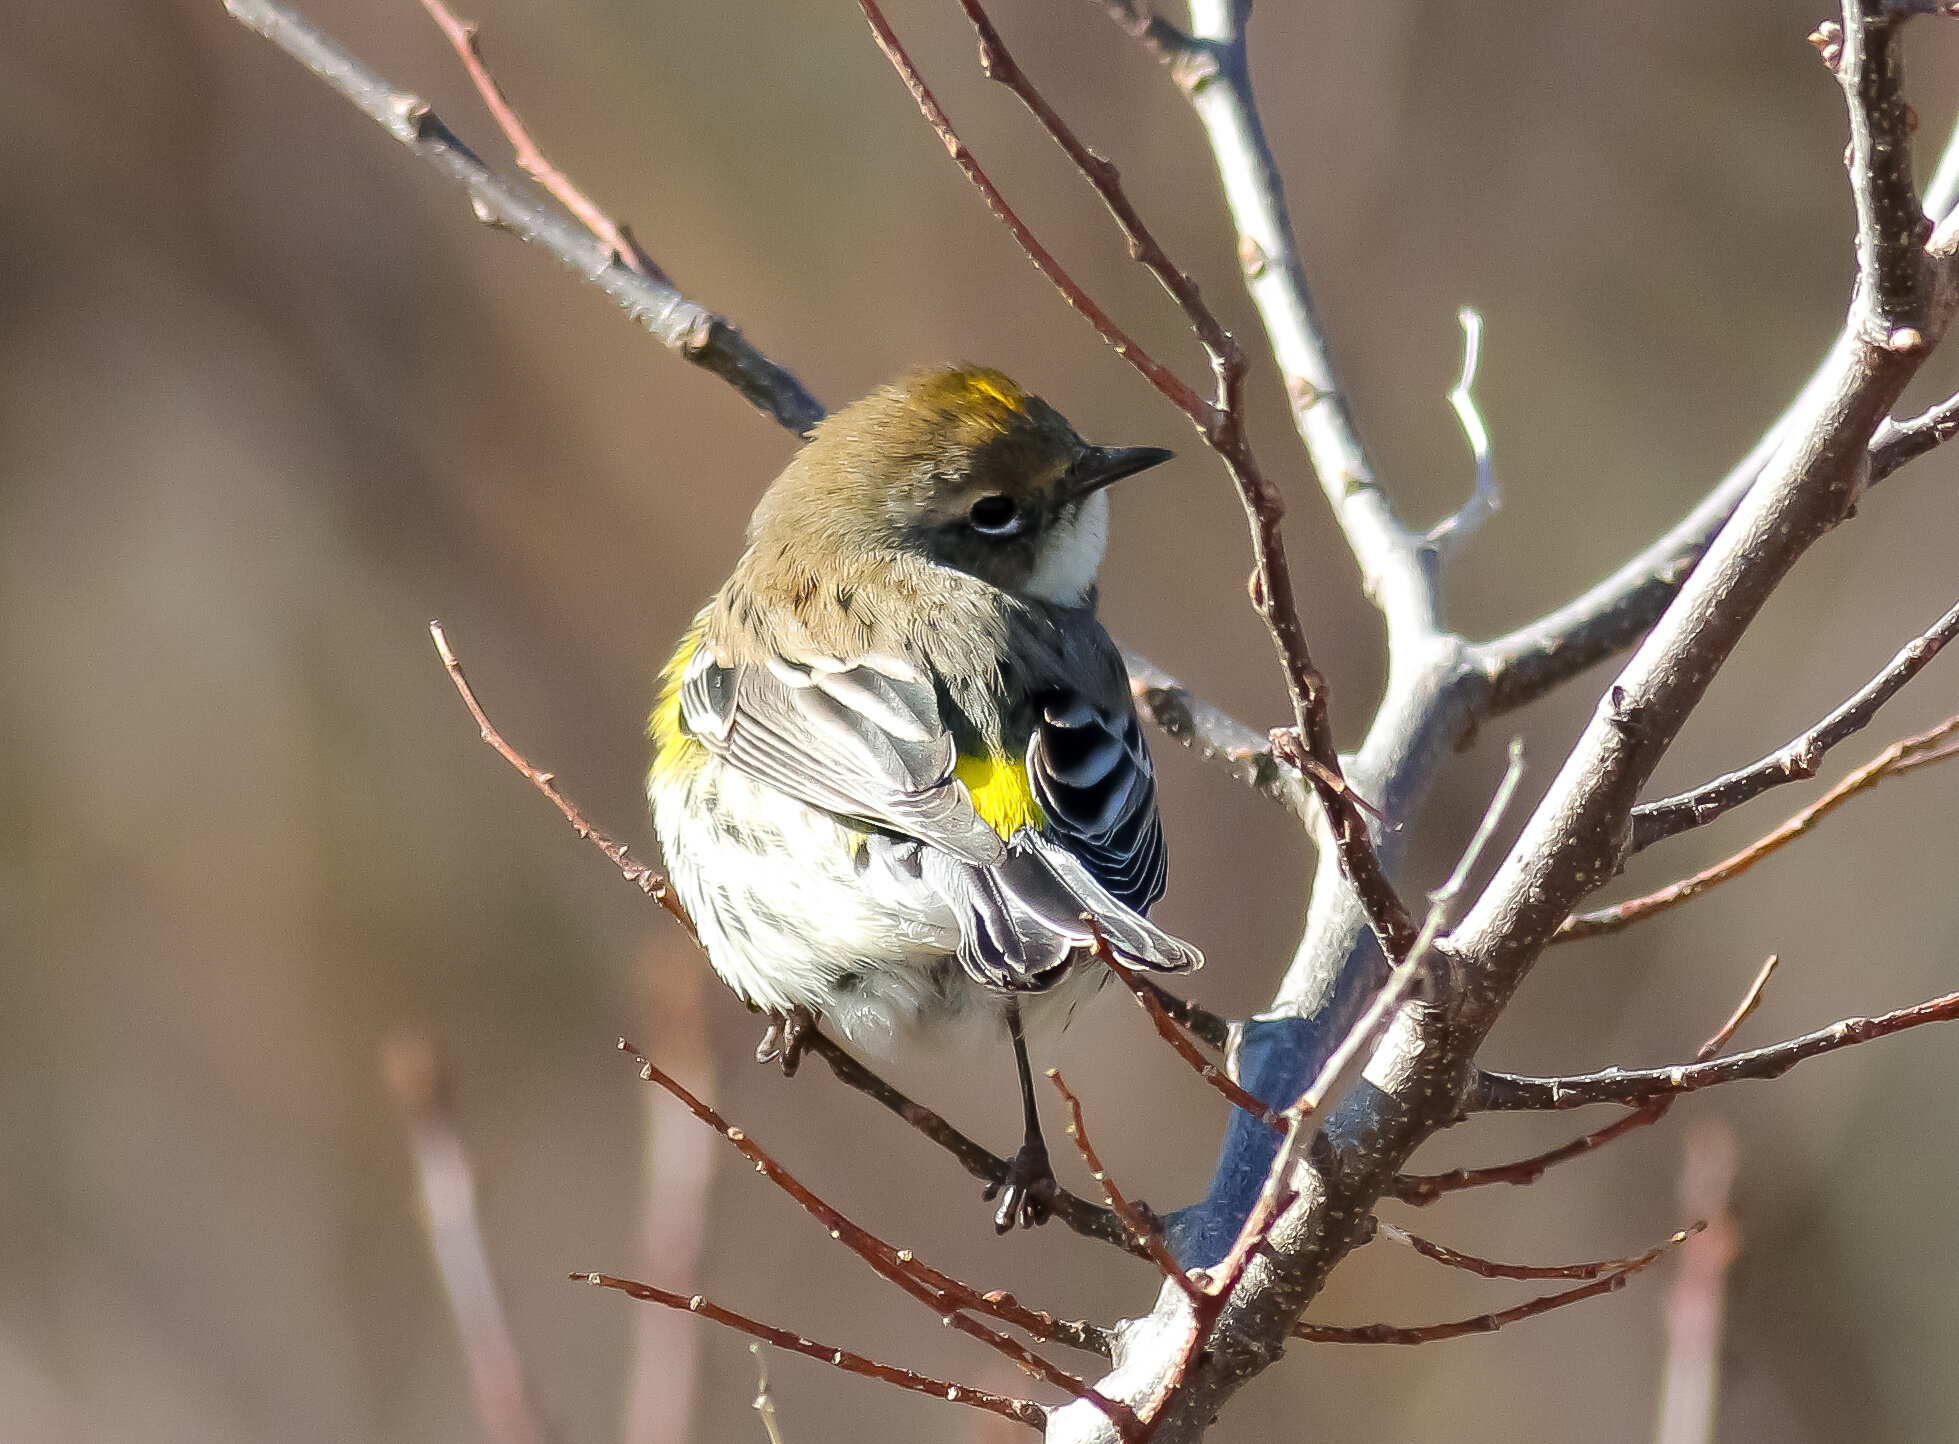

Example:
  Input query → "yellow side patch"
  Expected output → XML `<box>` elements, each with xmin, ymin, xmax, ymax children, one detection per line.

<box><xmin>954</xmin><ymin>751</ymin><xmax>1045</xmax><ymax>838</ymax></box>
<box><xmin>648</xmin><ymin>613</ymin><xmax>709</xmax><ymax>780</ymax></box>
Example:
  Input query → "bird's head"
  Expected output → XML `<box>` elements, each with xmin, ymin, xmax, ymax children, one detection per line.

<box><xmin>752</xmin><ymin>365</ymin><xmax>1172</xmax><ymax>604</ymax></box>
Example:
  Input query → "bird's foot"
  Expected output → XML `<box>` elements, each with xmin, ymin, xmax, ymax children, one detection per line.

<box><xmin>984</xmin><ymin>1138</ymin><xmax>1059</xmax><ymax>1233</ymax></box>
<box><xmin>755</xmin><ymin>1005</ymin><xmax>817</xmax><ymax>1077</ymax></box>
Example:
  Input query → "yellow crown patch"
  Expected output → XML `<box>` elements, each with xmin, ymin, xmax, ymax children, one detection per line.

<box><xmin>912</xmin><ymin>366</ymin><xmax>1029</xmax><ymax>434</ymax></box>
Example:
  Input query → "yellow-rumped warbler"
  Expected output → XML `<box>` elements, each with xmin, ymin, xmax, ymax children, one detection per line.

<box><xmin>648</xmin><ymin>365</ymin><xmax>1199</xmax><ymax>1230</ymax></box>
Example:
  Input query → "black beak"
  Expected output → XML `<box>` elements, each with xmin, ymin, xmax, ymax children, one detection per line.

<box><xmin>1067</xmin><ymin>444</ymin><xmax>1174</xmax><ymax>500</ymax></box>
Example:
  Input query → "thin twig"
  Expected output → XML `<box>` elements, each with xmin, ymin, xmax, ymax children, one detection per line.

<box><xmin>1478</xmin><ymin>984</ymin><xmax>1959</xmax><ymax>1111</ymax></box>
<box><xmin>799</xmin><ymin>1030</ymin><xmax>1132</xmax><ymax>1257</ymax></box>
<box><xmin>431</xmin><ymin>620</ymin><xmax>693</xmax><ymax>930</ymax></box>
<box><xmin>1377</xmin><ymin>1219</ymin><xmax>1698</xmax><ymax>1283</ymax></box>
<box><xmin>865</xmin><ymin>0</ymin><xmax>1420</xmax><ymax>962</ymax></box>
<box><xmin>413</xmin><ymin>0</ymin><xmax>671</xmax><ymax>283</ymax></box>
<box><xmin>1133</xmin><ymin>979</ymin><xmax>1233</xmax><ymax>1056</ymax></box>
<box><xmin>1394</xmin><ymin>956</ymin><xmax>1777</xmax><ymax>1203</ymax></box>
<box><xmin>381</xmin><ymin>1036</ymin><xmax>551</xmax><ymax>1444</ymax></box>
<box><xmin>749</xmin><ymin>1345</ymin><xmax>787</xmax><ymax>1444</ymax></box>
<box><xmin>1286</xmin><ymin>740</ymin><xmax>1526</xmax><ymax>1122</ymax></box>
<box><xmin>619</xmin><ymin>1041</ymin><xmax>1124</xmax><ymax>1385</ymax></box>
<box><xmin>1122</xmin><ymin>648</ymin><xmax>1311</xmax><ymax>822</ymax></box>
<box><xmin>1425</xmin><ymin>308</ymin><xmax>1500</xmax><ymax>550</ymax></box>
<box><xmin>1096</xmin><ymin>943</ymin><xmax>1281</xmax><ymax>1132</ymax></box>
<box><xmin>582</xmin><ymin>1274</ymin><xmax>1044</xmax><ymax>1431</ymax></box>
<box><xmin>1629</xmin><ymin>601</ymin><xmax>1959</xmax><ymax>851</ymax></box>
<box><xmin>1871</xmin><ymin>386</ymin><xmax>1959</xmax><ymax>479</ymax></box>
<box><xmin>1049</xmin><ymin>1071</ymin><xmax>1198</xmax><ymax>1302</ymax></box>
<box><xmin>1560</xmin><ymin>713</ymin><xmax>1959</xmax><ymax>940</ymax></box>
<box><xmin>223</xmin><ymin>0</ymin><xmax>823</xmax><ymax>431</ymax></box>
<box><xmin>1293</xmin><ymin>1228</ymin><xmax>1695</xmax><ymax>1345</ymax></box>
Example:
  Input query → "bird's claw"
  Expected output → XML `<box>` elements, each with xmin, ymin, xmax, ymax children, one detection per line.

<box><xmin>755</xmin><ymin>1005</ymin><xmax>817</xmax><ymax>1077</ymax></box>
<box><xmin>985</xmin><ymin>1138</ymin><xmax>1059</xmax><ymax>1233</ymax></box>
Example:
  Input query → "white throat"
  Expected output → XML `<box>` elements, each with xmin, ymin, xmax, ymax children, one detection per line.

<box><xmin>1021</xmin><ymin>491</ymin><xmax>1109</xmax><ymax>605</ymax></box>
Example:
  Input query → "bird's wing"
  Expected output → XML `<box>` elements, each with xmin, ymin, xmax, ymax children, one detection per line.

<box><xmin>678</xmin><ymin>643</ymin><xmax>1005</xmax><ymax>865</ymax></box>
<box><xmin>678</xmin><ymin>644</ymin><xmax>1199</xmax><ymax>987</ymax></box>
<box><xmin>1026</xmin><ymin>690</ymin><xmax>1168</xmax><ymax>917</ymax></box>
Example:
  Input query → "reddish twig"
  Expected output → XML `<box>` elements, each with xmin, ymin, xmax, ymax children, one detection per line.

<box><xmin>858</xmin><ymin>0</ymin><xmax>1418</xmax><ymax>962</ymax></box>
<box><xmin>1294</xmin><ymin>1228</ymin><xmax>1695</xmax><ymax>1345</ymax></box>
<box><xmin>1377</xmin><ymin>1220</ymin><xmax>1699</xmax><ymax>1283</ymax></box>
<box><xmin>1048</xmin><ymin>1071</ymin><xmax>1197</xmax><ymax>1303</ymax></box>
<box><xmin>414</xmin><ymin>0</ymin><xmax>671</xmax><ymax>284</ymax></box>
<box><xmin>1398</xmin><ymin>956</ymin><xmax>1778</xmax><ymax>1202</ymax></box>
<box><xmin>582</xmin><ymin>1273</ymin><xmax>1044</xmax><ymax>1431</ymax></box>
<box><xmin>431</xmin><ymin>621</ymin><xmax>693</xmax><ymax>933</ymax></box>
<box><xmin>1094</xmin><ymin>938</ymin><xmax>1280</xmax><ymax>1132</ymax></box>
<box><xmin>381</xmin><ymin>1036</ymin><xmax>550</xmax><ymax>1444</ymax></box>
<box><xmin>1478</xmin><ymin>985</ymin><xmax>1959</xmax><ymax>1112</ymax></box>
<box><xmin>801</xmin><ymin>1030</ymin><xmax>1132</xmax><ymax>1254</ymax></box>
<box><xmin>617</xmin><ymin>1041</ymin><xmax>1130</xmax><ymax>1422</ymax></box>
<box><xmin>1559</xmin><ymin>713</ymin><xmax>1959</xmax><ymax>941</ymax></box>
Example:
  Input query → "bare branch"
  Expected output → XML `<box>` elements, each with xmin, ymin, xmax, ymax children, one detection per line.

<box><xmin>800</xmin><ymin>1029</ymin><xmax>1134</xmax><ymax>1257</ymax></box>
<box><xmin>619</xmin><ymin>1041</ymin><xmax>1122</xmax><ymax>1378</ymax></box>
<box><xmin>1093</xmin><ymin>0</ymin><xmax>1196</xmax><ymax>64</ymax></box>
<box><xmin>381</xmin><ymin>1037</ymin><xmax>550</xmax><ymax>1444</ymax></box>
<box><xmin>1476</xmin><ymin>0</ymin><xmax>1953</xmax><ymax>715</ymax></box>
<box><xmin>582</xmin><ymin>1273</ymin><xmax>1045</xmax><ymax>1431</ymax></box>
<box><xmin>1132</xmin><ymin>979</ymin><xmax>1233</xmax><ymax>1056</ymax></box>
<box><xmin>854</xmin><ymin>0</ymin><xmax>1203</xmax><ymax>417</ymax></box>
<box><xmin>1292</xmin><ymin>1228</ymin><xmax>1693</xmax><ymax>1346</ymax></box>
<box><xmin>413</xmin><ymin>0</ymin><xmax>670</xmax><ymax>284</ymax></box>
<box><xmin>1377</xmin><ymin>1219</ymin><xmax>1693</xmax><ymax>1283</ymax></box>
<box><xmin>1478</xmin><ymin>986</ymin><xmax>1959</xmax><ymax>1111</ymax></box>
<box><xmin>1121</xmin><ymin>649</ymin><xmax>1311</xmax><ymax>821</ymax></box>
<box><xmin>1096</xmin><ymin>943</ymin><xmax>1282</xmax><ymax>1133</ymax></box>
<box><xmin>1424</xmin><ymin>309</ymin><xmax>1500</xmax><ymax>552</ymax></box>
<box><xmin>1560</xmin><ymin>713</ymin><xmax>1959</xmax><ymax>941</ymax></box>
<box><xmin>222</xmin><ymin>0</ymin><xmax>823</xmax><ymax>432</ymax></box>
<box><xmin>1138</xmin><ymin>1</ymin><xmax>1440</xmax><ymax>648</ymax></box>
<box><xmin>1049</xmin><ymin>1071</ymin><xmax>1199</xmax><ymax>1302</ymax></box>
<box><xmin>1629</xmin><ymin>601</ymin><xmax>1959</xmax><ymax>851</ymax></box>
<box><xmin>1393</xmin><ymin>957</ymin><xmax>1776</xmax><ymax>1203</ymax></box>
<box><xmin>1871</xmin><ymin>385</ymin><xmax>1959</xmax><ymax>478</ymax></box>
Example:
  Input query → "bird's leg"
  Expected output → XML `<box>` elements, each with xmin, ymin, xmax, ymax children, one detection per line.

<box><xmin>983</xmin><ymin>999</ymin><xmax>1059</xmax><ymax>1232</ymax></box>
<box><xmin>755</xmin><ymin>1004</ymin><xmax>817</xmax><ymax>1077</ymax></box>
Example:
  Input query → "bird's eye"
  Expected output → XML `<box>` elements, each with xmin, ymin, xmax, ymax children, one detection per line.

<box><xmin>967</xmin><ymin>495</ymin><xmax>1023</xmax><ymax>536</ymax></box>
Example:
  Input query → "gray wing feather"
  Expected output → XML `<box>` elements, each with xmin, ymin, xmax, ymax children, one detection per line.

<box><xmin>680</xmin><ymin>646</ymin><xmax>1000</xmax><ymax>865</ymax></box>
<box><xmin>678</xmin><ymin>646</ymin><xmax>1199</xmax><ymax>988</ymax></box>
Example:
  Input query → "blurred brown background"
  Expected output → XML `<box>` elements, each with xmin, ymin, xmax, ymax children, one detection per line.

<box><xmin>6</xmin><ymin>2</ymin><xmax>1959</xmax><ymax>1440</ymax></box>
